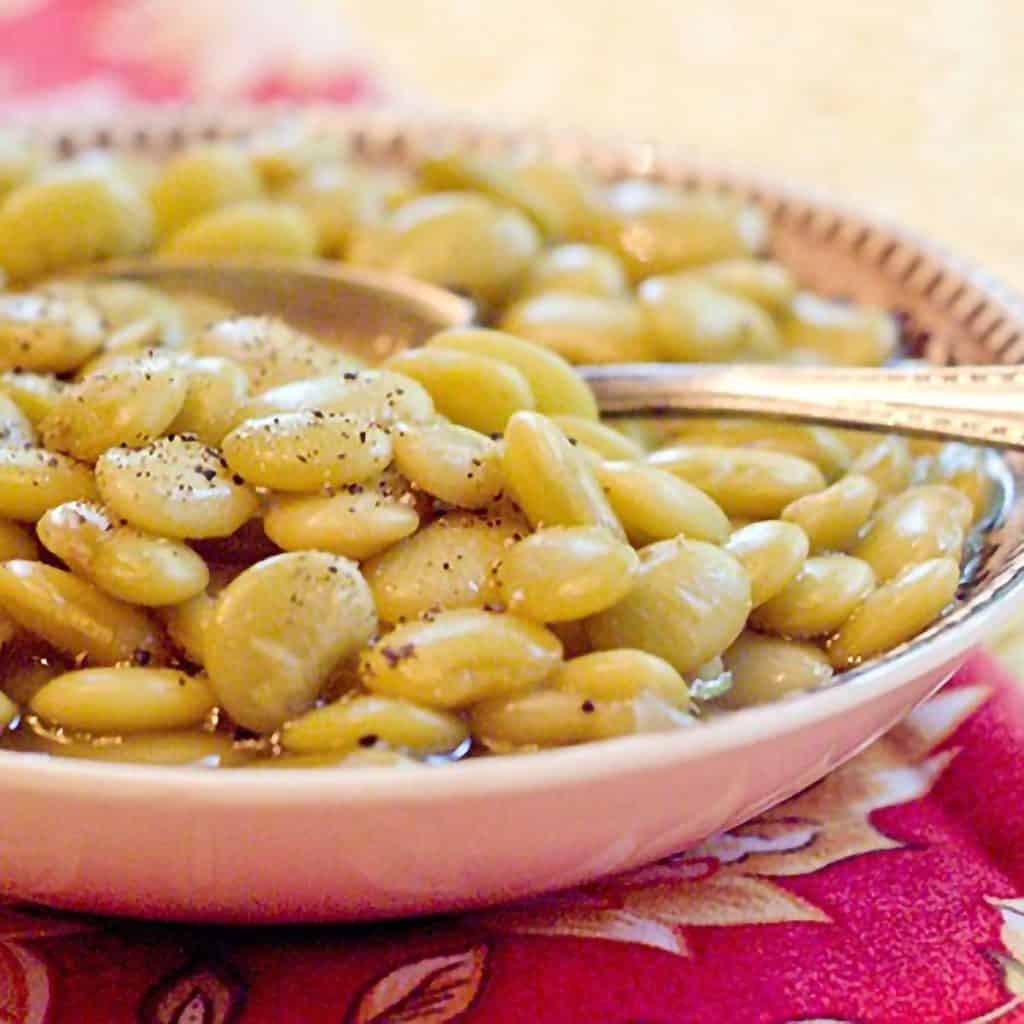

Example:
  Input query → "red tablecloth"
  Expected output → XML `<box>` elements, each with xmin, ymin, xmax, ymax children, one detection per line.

<box><xmin>3</xmin><ymin>4</ymin><xmax>1024</xmax><ymax>1022</ymax></box>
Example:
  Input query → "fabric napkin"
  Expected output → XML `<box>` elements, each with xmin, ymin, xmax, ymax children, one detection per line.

<box><xmin>3</xmin><ymin>3</ymin><xmax>1024</xmax><ymax>1022</ymax></box>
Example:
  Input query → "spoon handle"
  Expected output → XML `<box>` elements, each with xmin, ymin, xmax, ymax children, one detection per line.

<box><xmin>578</xmin><ymin>363</ymin><xmax>1024</xmax><ymax>449</ymax></box>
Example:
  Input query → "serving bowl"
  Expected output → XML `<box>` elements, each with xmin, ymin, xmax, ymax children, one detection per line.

<box><xmin>1</xmin><ymin>107</ymin><xmax>1023</xmax><ymax>923</ymax></box>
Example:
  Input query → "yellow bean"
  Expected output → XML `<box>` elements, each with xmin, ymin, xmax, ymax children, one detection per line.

<box><xmin>158</xmin><ymin>590</ymin><xmax>214</xmax><ymax>666</ymax></box>
<box><xmin>384</xmin><ymin>347</ymin><xmax>534</xmax><ymax>434</ymax></box>
<box><xmin>0</xmin><ymin>391</ymin><xmax>35</xmax><ymax>447</ymax></box>
<box><xmin>721</xmin><ymin>631</ymin><xmax>833</xmax><ymax>707</ymax></box>
<box><xmin>37</xmin><ymin>500</ymin><xmax>209</xmax><ymax>606</ymax></box>
<box><xmin>640</xmin><ymin>275</ymin><xmax>781</xmax><ymax>361</ymax></box>
<box><xmin>205</xmin><ymin>551</ymin><xmax>377</xmax><ymax>733</ymax></box>
<box><xmin>348</xmin><ymin>191</ymin><xmax>540</xmax><ymax>306</ymax></box>
<box><xmin>393</xmin><ymin>421</ymin><xmax>503</xmax><ymax>509</ymax></box>
<box><xmin>161</xmin><ymin>201</ymin><xmax>317</xmax><ymax>260</ymax></box>
<box><xmin>363</xmin><ymin>507</ymin><xmax>525</xmax><ymax>623</ymax></box>
<box><xmin>0</xmin><ymin>447</ymin><xmax>97</xmax><ymax>521</ymax></box>
<box><xmin>851</xmin><ymin>484</ymin><xmax>971</xmax><ymax>582</ymax></box>
<box><xmin>648</xmin><ymin>444</ymin><xmax>826</xmax><ymax>518</ymax></box>
<box><xmin>552</xmin><ymin>649</ymin><xmax>690</xmax><ymax>707</ymax></box>
<box><xmin>360</xmin><ymin>609</ymin><xmax>562</xmax><ymax>708</ymax></box>
<box><xmin>848</xmin><ymin>435</ymin><xmax>913</xmax><ymax>496</ymax></box>
<box><xmin>6</xmin><ymin>727</ymin><xmax>246</xmax><ymax>767</ymax></box>
<box><xmin>503</xmin><ymin>158</ymin><xmax>599</xmax><ymax>239</ymax></box>
<box><xmin>499</xmin><ymin>292</ymin><xmax>658</xmax><ymax>364</ymax></box>
<box><xmin>281</xmin><ymin>694</ymin><xmax>468</xmax><ymax>756</ymax></box>
<box><xmin>96</xmin><ymin>436</ymin><xmax>259</xmax><ymax>539</ymax></box>
<box><xmin>149</xmin><ymin>145</ymin><xmax>263</xmax><ymax>239</ymax></box>
<box><xmin>595</xmin><ymin>460</ymin><xmax>730</xmax><ymax>545</ymax></box>
<box><xmin>782</xmin><ymin>474</ymin><xmax>879</xmax><ymax>553</ymax></box>
<box><xmin>427</xmin><ymin>327</ymin><xmax>598</xmax><ymax>420</ymax></box>
<box><xmin>244</xmin><ymin>124</ymin><xmax>346</xmax><ymax>188</ymax></box>
<box><xmin>0</xmin><ymin>370</ymin><xmax>64</xmax><ymax>427</ymax></box>
<box><xmin>0</xmin><ymin>294</ymin><xmax>105</xmax><ymax>373</ymax></box>
<box><xmin>498</xmin><ymin>526</ymin><xmax>639</xmax><ymax>621</ymax></box>
<box><xmin>751</xmin><ymin>554</ymin><xmax>876</xmax><ymax>638</ymax></box>
<box><xmin>725</xmin><ymin>520</ymin><xmax>810</xmax><ymax>606</ymax></box>
<box><xmin>0</xmin><ymin>560</ymin><xmax>163</xmax><ymax>664</ymax></box>
<box><xmin>502</xmin><ymin>411</ymin><xmax>625</xmax><ymax>540</ymax></box>
<box><xmin>781</xmin><ymin>293</ymin><xmax>898</xmax><ymax>366</ymax></box>
<box><xmin>264</xmin><ymin>486</ymin><xmax>419</xmax><ymax>560</ymax></box>
<box><xmin>591</xmin><ymin>181</ymin><xmax>765</xmax><ymax>280</ymax></box>
<box><xmin>237</xmin><ymin>369</ymin><xmax>433</xmax><ymax>427</ymax></box>
<box><xmin>0</xmin><ymin>519</ymin><xmax>38</xmax><ymax>561</ymax></box>
<box><xmin>551</xmin><ymin>416</ymin><xmax>645</xmax><ymax>462</ymax></box>
<box><xmin>690</xmin><ymin>259</ymin><xmax>797</xmax><ymax>313</ymax></box>
<box><xmin>169</xmin><ymin>355</ymin><xmax>249</xmax><ymax>445</ymax></box>
<box><xmin>0</xmin><ymin>690</ymin><xmax>16</xmax><ymax>729</ymax></box>
<box><xmin>30</xmin><ymin>668</ymin><xmax>214</xmax><ymax>733</ymax></box>
<box><xmin>921</xmin><ymin>443</ymin><xmax>995</xmax><ymax>523</ymax></box>
<box><xmin>519</xmin><ymin>243</ymin><xmax>628</xmax><ymax>298</ymax></box>
<box><xmin>829</xmin><ymin>557</ymin><xmax>960</xmax><ymax>668</ymax></box>
<box><xmin>222</xmin><ymin>411</ymin><xmax>392</xmax><ymax>492</ymax></box>
<box><xmin>41</xmin><ymin>355</ymin><xmax>188</xmax><ymax>462</ymax></box>
<box><xmin>585</xmin><ymin>537</ymin><xmax>751</xmax><ymax>675</ymax></box>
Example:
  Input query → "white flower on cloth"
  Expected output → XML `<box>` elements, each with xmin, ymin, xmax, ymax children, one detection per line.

<box><xmin>92</xmin><ymin>0</ymin><xmax>375</xmax><ymax>97</ymax></box>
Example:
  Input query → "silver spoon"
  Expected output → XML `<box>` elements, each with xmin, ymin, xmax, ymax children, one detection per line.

<box><xmin>84</xmin><ymin>259</ymin><xmax>1024</xmax><ymax>450</ymax></box>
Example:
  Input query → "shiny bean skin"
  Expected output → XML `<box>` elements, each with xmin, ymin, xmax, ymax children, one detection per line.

<box><xmin>30</xmin><ymin>668</ymin><xmax>214</xmax><ymax>733</ymax></box>
<box><xmin>96</xmin><ymin>436</ymin><xmax>259</xmax><ymax>539</ymax></box>
<box><xmin>595</xmin><ymin>461</ymin><xmax>730</xmax><ymax>545</ymax></box>
<box><xmin>751</xmin><ymin>554</ymin><xmax>876</xmax><ymax>639</ymax></box>
<box><xmin>0</xmin><ymin>690</ymin><xmax>16</xmax><ymax>730</ymax></box>
<box><xmin>848</xmin><ymin>435</ymin><xmax>914</xmax><ymax>497</ymax></box>
<box><xmin>781</xmin><ymin>293</ymin><xmax>898</xmax><ymax>367</ymax></box>
<box><xmin>169</xmin><ymin>356</ymin><xmax>249</xmax><ymax>445</ymax></box>
<box><xmin>640</xmin><ymin>275</ymin><xmax>781</xmax><ymax>362</ymax></box>
<box><xmin>502</xmin><ymin>412</ymin><xmax>626</xmax><ymax>540</ymax></box>
<box><xmin>427</xmin><ymin>327</ymin><xmax>598</xmax><ymax>420</ymax></box>
<box><xmin>222</xmin><ymin>411</ymin><xmax>392</xmax><ymax>492</ymax></box>
<box><xmin>721</xmin><ymin>631</ymin><xmax>833</xmax><ymax>707</ymax></box>
<box><xmin>264</xmin><ymin>487</ymin><xmax>419</xmax><ymax>560</ymax></box>
<box><xmin>648</xmin><ymin>444</ymin><xmax>826</xmax><ymax>519</ymax></box>
<box><xmin>205</xmin><ymin>552</ymin><xmax>378</xmax><ymax>733</ymax></box>
<box><xmin>0</xmin><ymin>370</ymin><xmax>65</xmax><ymax>427</ymax></box>
<box><xmin>781</xmin><ymin>474</ymin><xmax>879</xmax><ymax>553</ymax></box>
<box><xmin>921</xmin><ymin>443</ymin><xmax>995</xmax><ymax>523</ymax></box>
<box><xmin>0</xmin><ymin>560</ymin><xmax>163</xmax><ymax>665</ymax></box>
<box><xmin>37</xmin><ymin>500</ymin><xmax>209</xmax><ymax>606</ymax></box>
<box><xmin>360</xmin><ymin>609</ymin><xmax>562</xmax><ymax>708</ymax></box>
<box><xmin>499</xmin><ymin>292</ymin><xmax>658</xmax><ymax>364</ymax></box>
<box><xmin>0</xmin><ymin>392</ymin><xmax>35</xmax><ymax>447</ymax></box>
<box><xmin>552</xmin><ymin>649</ymin><xmax>690</xmax><ymax>707</ymax></box>
<box><xmin>161</xmin><ymin>201</ymin><xmax>317</xmax><ymax>260</ymax></box>
<box><xmin>504</xmin><ymin>158</ymin><xmax>598</xmax><ymax>239</ymax></box>
<box><xmin>519</xmin><ymin>243</ymin><xmax>628</xmax><ymax>298</ymax></box>
<box><xmin>851</xmin><ymin>484</ymin><xmax>971</xmax><ymax>582</ymax></box>
<box><xmin>0</xmin><ymin>447</ymin><xmax>97</xmax><ymax>522</ymax></box>
<box><xmin>393</xmin><ymin>421</ymin><xmax>503</xmax><ymax>509</ymax></box>
<box><xmin>691</xmin><ymin>259</ymin><xmax>797</xmax><ymax>313</ymax></box>
<box><xmin>281</xmin><ymin>695</ymin><xmax>469</xmax><ymax>756</ymax></box>
<box><xmin>725</xmin><ymin>521</ymin><xmax>810</xmax><ymax>606</ymax></box>
<box><xmin>497</xmin><ymin>526</ymin><xmax>639</xmax><ymax>621</ymax></box>
<box><xmin>829</xmin><ymin>558</ymin><xmax>960</xmax><ymax>668</ymax></box>
<box><xmin>584</xmin><ymin>537</ymin><xmax>751</xmax><ymax>676</ymax></box>
<box><xmin>551</xmin><ymin>416</ymin><xmax>645</xmax><ymax>462</ymax></box>
<box><xmin>0</xmin><ymin>293</ymin><xmax>105</xmax><ymax>373</ymax></box>
<box><xmin>363</xmin><ymin>508</ymin><xmax>526</xmax><ymax>623</ymax></box>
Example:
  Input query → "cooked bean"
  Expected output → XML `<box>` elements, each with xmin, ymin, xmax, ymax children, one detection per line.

<box><xmin>0</xmin><ymin>560</ymin><xmax>162</xmax><ymax>664</ymax></box>
<box><xmin>392</xmin><ymin>421</ymin><xmax>502</xmax><ymax>509</ymax></box>
<box><xmin>690</xmin><ymin>259</ymin><xmax>796</xmax><ymax>313</ymax></box>
<box><xmin>0</xmin><ymin>447</ymin><xmax>97</xmax><ymax>522</ymax></box>
<box><xmin>498</xmin><ymin>526</ymin><xmax>638</xmax><ymax>621</ymax></box>
<box><xmin>829</xmin><ymin>558</ymin><xmax>960</xmax><ymax>668</ymax></box>
<box><xmin>0</xmin><ymin>370</ymin><xmax>65</xmax><ymax>426</ymax></box>
<box><xmin>519</xmin><ymin>243</ymin><xmax>628</xmax><ymax>298</ymax></box>
<box><xmin>503</xmin><ymin>158</ymin><xmax>598</xmax><ymax>239</ymax></box>
<box><xmin>0</xmin><ymin>690</ymin><xmax>16</xmax><ymax>730</ymax></box>
<box><xmin>552</xmin><ymin>649</ymin><xmax>690</xmax><ymax>707</ymax></box>
<box><xmin>361</xmin><ymin>609</ymin><xmax>562</xmax><ymax>708</ymax></box>
<box><xmin>158</xmin><ymin>590</ymin><xmax>214</xmax><ymax>666</ymax></box>
<box><xmin>427</xmin><ymin>327</ymin><xmax>598</xmax><ymax>419</ymax></box>
<box><xmin>725</xmin><ymin>520</ymin><xmax>809</xmax><ymax>606</ymax></box>
<box><xmin>363</xmin><ymin>507</ymin><xmax>525</xmax><ymax>623</ymax></box>
<box><xmin>0</xmin><ymin>392</ymin><xmax>35</xmax><ymax>448</ymax></box>
<box><xmin>585</xmin><ymin>537</ymin><xmax>750</xmax><ymax>675</ymax></box>
<box><xmin>222</xmin><ymin>411</ymin><xmax>392</xmax><ymax>492</ymax></box>
<box><xmin>551</xmin><ymin>416</ymin><xmax>645</xmax><ymax>462</ymax></box>
<box><xmin>648</xmin><ymin>444</ymin><xmax>826</xmax><ymax>518</ymax></box>
<box><xmin>921</xmin><ymin>443</ymin><xmax>995</xmax><ymax>523</ymax></box>
<box><xmin>502</xmin><ymin>412</ymin><xmax>625</xmax><ymax>539</ymax></box>
<box><xmin>851</xmin><ymin>484</ymin><xmax>971</xmax><ymax>581</ymax></box>
<box><xmin>31</xmin><ymin>668</ymin><xmax>214</xmax><ymax>733</ymax></box>
<box><xmin>721</xmin><ymin>631</ymin><xmax>833</xmax><ymax>707</ymax></box>
<box><xmin>205</xmin><ymin>551</ymin><xmax>377</xmax><ymax>733</ymax></box>
<box><xmin>595</xmin><ymin>460</ymin><xmax>730</xmax><ymax>545</ymax></box>
<box><xmin>45</xmin><ymin>279</ymin><xmax>185</xmax><ymax>348</ymax></box>
<box><xmin>640</xmin><ymin>275</ymin><xmax>781</xmax><ymax>361</ymax></box>
<box><xmin>264</xmin><ymin>486</ymin><xmax>419</xmax><ymax>560</ymax></box>
<box><xmin>499</xmin><ymin>292</ymin><xmax>658</xmax><ymax>364</ymax></box>
<box><xmin>10</xmin><ymin>728</ymin><xmax>246</xmax><ymax>767</ymax></box>
<box><xmin>169</xmin><ymin>356</ymin><xmax>249</xmax><ymax>445</ymax></box>
<box><xmin>37</xmin><ymin>500</ymin><xmax>209</xmax><ymax>606</ymax></box>
<box><xmin>848</xmin><ymin>435</ymin><xmax>913</xmax><ymax>496</ymax></box>
<box><xmin>0</xmin><ymin>293</ymin><xmax>105</xmax><ymax>373</ymax></box>
<box><xmin>782</xmin><ymin>474</ymin><xmax>879</xmax><ymax>553</ymax></box>
<box><xmin>751</xmin><ymin>554</ymin><xmax>876</xmax><ymax>638</ymax></box>
<box><xmin>781</xmin><ymin>293</ymin><xmax>898</xmax><ymax>366</ymax></box>
<box><xmin>96</xmin><ymin>436</ymin><xmax>259</xmax><ymax>539</ymax></box>
<box><xmin>161</xmin><ymin>201</ymin><xmax>317</xmax><ymax>260</ymax></box>
<box><xmin>281</xmin><ymin>694</ymin><xmax>468</xmax><ymax>756</ymax></box>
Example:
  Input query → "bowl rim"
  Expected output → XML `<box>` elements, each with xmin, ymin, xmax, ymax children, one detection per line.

<box><xmin>2</xmin><ymin>103</ymin><xmax>1023</xmax><ymax>796</ymax></box>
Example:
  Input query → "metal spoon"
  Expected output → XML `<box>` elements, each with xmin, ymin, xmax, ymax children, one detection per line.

<box><xmin>85</xmin><ymin>260</ymin><xmax>1024</xmax><ymax>450</ymax></box>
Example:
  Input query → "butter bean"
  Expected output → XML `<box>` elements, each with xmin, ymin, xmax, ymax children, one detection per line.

<box><xmin>0</xmin><ymin>447</ymin><xmax>97</xmax><ymax>522</ymax></box>
<box><xmin>725</xmin><ymin>520</ymin><xmax>809</xmax><ymax>606</ymax></box>
<box><xmin>849</xmin><ymin>435</ymin><xmax>913</xmax><ymax>496</ymax></box>
<box><xmin>782</xmin><ymin>474</ymin><xmax>879</xmax><ymax>553</ymax></box>
<box><xmin>722</xmin><ymin>631</ymin><xmax>833</xmax><ymax>707</ymax></box>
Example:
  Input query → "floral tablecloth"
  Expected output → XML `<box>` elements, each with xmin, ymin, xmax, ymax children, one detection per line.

<box><xmin>3</xmin><ymin>3</ymin><xmax>1024</xmax><ymax>1021</ymax></box>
